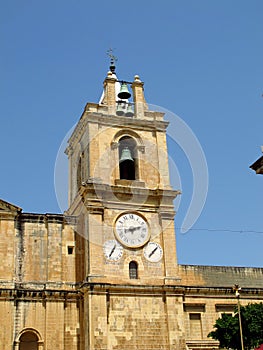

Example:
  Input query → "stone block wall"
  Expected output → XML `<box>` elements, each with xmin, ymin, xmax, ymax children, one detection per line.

<box><xmin>0</xmin><ymin>292</ymin><xmax>80</xmax><ymax>350</ymax></box>
<box><xmin>86</xmin><ymin>290</ymin><xmax>173</xmax><ymax>350</ymax></box>
<box><xmin>0</xmin><ymin>213</ymin><xmax>78</xmax><ymax>286</ymax></box>
<box><xmin>0</xmin><ymin>210</ymin><xmax>82</xmax><ymax>349</ymax></box>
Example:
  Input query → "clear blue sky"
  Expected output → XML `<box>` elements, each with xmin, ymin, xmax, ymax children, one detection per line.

<box><xmin>1</xmin><ymin>1</ymin><xmax>262</xmax><ymax>267</ymax></box>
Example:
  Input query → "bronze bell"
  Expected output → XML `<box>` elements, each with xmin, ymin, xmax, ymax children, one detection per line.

<box><xmin>125</xmin><ymin>104</ymin><xmax>134</xmax><ymax>117</ymax></box>
<box><xmin>118</xmin><ymin>83</ymin><xmax>131</xmax><ymax>99</ymax></box>
<box><xmin>119</xmin><ymin>147</ymin><xmax>134</xmax><ymax>162</ymax></box>
<box><xmin>116</xmin><ymin>103</ymin><xmax>125</xmax><ymax>116</ymax></box>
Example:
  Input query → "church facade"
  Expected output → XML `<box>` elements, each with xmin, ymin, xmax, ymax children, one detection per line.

<box><xmin>0</xmin><ymin>65</ymin><xmax>262</xmax><ymax>350</ymax></box>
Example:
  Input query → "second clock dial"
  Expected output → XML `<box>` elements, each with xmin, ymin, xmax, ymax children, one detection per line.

<box><xmin>143</xmin><ymin>242</ymin><xmax>163</xmax><ymax>262</ymax></box>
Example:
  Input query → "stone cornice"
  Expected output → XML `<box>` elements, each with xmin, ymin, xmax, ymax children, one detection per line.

<box><xmin>81</xmin><ymin>182</ymin><xmax>180</xmax><ymax>199</ymax></box>
<box><xmin>181</xmin><ymin>286</ymin><xmax>263</xmax><ymax>299</ymax></box>
<box><xmin>0</xmin><ymin>286</ymin><xmax>80</xmax><ymax>302</ymax></box>
<box><xmin>83</xmin><ymin>111</ymin><xmax>169</xmax><ymax>131</ymax></box>
<box><xmin>66</xmin><ymin>110</ymin><xmax>169</xmax><ymax>152</ymax></box>
<box><xmin>79</xmin><ymin>182</ymin><xmax>180</xmax><ymax>214</ymax></box>
<box><xmin>1</xmin><ymin>282</ymin><xmax>262</xmax><ymax>300</ymax></box>
<box><xmin>79</xmin><ymin>282</ymin><xmax>185</xmax><ymax>297</ymax></box>
<box><xmin>0</xmin><ymin>199</ymin><xmax>22</xmax><ymax>219</ymax></box>
<box><xmin>78</xmin><ymin>282</ymin><xmax>263</xmax><ymax>298</ymax></box>
<box><xmin>19</xmin><ymin>213</ymin><xmax>77</xmax><ymax>225</ymax></box>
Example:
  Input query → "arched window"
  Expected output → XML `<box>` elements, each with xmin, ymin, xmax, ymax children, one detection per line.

<box><xmin>119</xmin><ymin>137</ymin><xmax>137</xmax><ymax>180</ymax></box>
<box><xmin>129</xmin><ymin>261</ymin><xmax>138</xmax><ymax>279</ymax></box>
<box><xmin>19</xmin><ymin>331</ymin><xmax>38</xmax><ymax>350</ymax></box>
<box><xmin>15</xmin><ymin>328</ymin><xmax>43</xmax><ymax>350</ymax></box>
<box><xmin>77</xmin><ymin>156</ymin><xmax>82</xmax><ymax>189</ymax></box>
<box><xmin>77</xmin><ymin>152</ymin><xmax>84</xmax><ymax>189</ymax></box>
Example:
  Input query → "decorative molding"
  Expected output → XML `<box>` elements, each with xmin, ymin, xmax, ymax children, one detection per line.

<box><xmin>137</xmin><ymin>145</ymin><xmax>145</xmax><ymax>153</ymax></box>
<box><xmin>186</xmin><ymin>340</ymin><xmax>219</xmax><ymax>350</ymax></box>
<box><xmin>110</xmin><ymin>141</ymin><xmax>119</xmax><ymax>150</ymax></box>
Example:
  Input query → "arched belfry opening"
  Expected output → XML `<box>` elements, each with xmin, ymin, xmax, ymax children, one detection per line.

<box><xmin>119</xmin><ymin>136</ymin><xmax>137</xmax><ymax>180</ymax></box>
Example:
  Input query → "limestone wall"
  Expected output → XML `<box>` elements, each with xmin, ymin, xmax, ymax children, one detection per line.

<box><xmin>85</xmin><ymin>288</ymin><xmax>186</xmax><ymax>350</ymax></box>
<box><xmin>0</xmin><ymin>213</ymin><xmax>78</xmax><ymax>287</ymax></box>
<box><xmin>0</xmin><ymin>292</ymin><xmax>80</xmax><ymax>350</ymax></box>
<box><xmin>0</xmin><ymin>211</ymin><xmax>82</xmax><ymax>349</ymax></box>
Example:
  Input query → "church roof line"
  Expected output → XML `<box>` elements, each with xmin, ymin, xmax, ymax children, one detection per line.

<box><xmin>0</xmin><ymin>198</ymin><xmax>22</xmax><ymax>213</ymax></box>
<box><xmin>179</xmin><ymin>264</ymin><xmax>263</xmax><ymax>289</ymax></box>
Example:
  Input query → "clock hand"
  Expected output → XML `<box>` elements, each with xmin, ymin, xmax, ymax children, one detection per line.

<box><xmin>109</xmin><ymin>244</ymin><xmax>116</xmax><ymax>257</ymax></box>
<box><xmin>129</xmin><ymin>227</ymin><xmax>136</xmax><ymax>234</ymax></box>
<box><xmin>148</xmin><ymin>246</ymin><xmax>158</xmax><ymax>258</ymax></box>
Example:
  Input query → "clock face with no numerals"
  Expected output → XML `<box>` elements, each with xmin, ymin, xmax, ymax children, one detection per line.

<box><xmin>143</xmin><ymin>242</ymin><xmax>163</xmax><ymax>262</ymax></box>
<box><xmin>103</xmin><ymin>240</ymin><xmax>123</xmax><ymax>261</ymax></box>
<box><xmin>114</xmin><ymin>212</ymin><xmax>150</xmax><ymax>248</ymax></box>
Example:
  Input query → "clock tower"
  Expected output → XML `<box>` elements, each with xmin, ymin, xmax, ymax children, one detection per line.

<box><xmin>65</xmin><ymin>63</ymin><xmax>183</xmax><ymax>349</ymax></box>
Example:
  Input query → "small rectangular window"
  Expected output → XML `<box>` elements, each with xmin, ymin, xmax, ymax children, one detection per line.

<box><xmin>189</xmin><ymin>313</ymin><xmax>201</xmax><ymax>320</ymax></box>
<box><xmin>184</xmin><ymin>303</ymin><xmax>206</xmax><ymax>312</ymax></box>
<box><xmin>215</xmin><ymin>304</ymin><xmax>235</xmax><ymax>313</ymax></box>
<box><xmin>189</xmin><ymin>313</ymin><xmax>202</xmax><ymax>339</ymax></box>
<box><xmin>67</xmin><ymin>246</ymin><xmax>74</xmax><ymax>255</ymax></box>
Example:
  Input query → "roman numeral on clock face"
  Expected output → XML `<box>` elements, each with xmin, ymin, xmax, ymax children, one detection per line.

<box><xmin>114</xmin><ymin>212</ymin><xmax>149</xmax><ymax>248</ymax></box>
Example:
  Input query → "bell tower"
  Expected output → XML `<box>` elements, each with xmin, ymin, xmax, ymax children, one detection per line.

<box><xmin>65</xmin><ymin>62</ymin><xmax>183</xmax><ymax>349</ymax></box>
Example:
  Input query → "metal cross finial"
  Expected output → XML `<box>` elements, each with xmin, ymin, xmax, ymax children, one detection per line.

<box><xmin>107</xmin><ymin>48</ymin><xmax>118</xmax><ymax>73</ymax></box>
<box><xmin>107</xmin><ymin>48</ymin><xmax>118</xmax><ymax>64</ymax></box>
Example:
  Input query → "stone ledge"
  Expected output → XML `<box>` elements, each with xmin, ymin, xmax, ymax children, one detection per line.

<box><xmin>186</xmin><ymin>339</ymin><xmax>219</xmax><ymax>350</ymax></box>
<box><xmin>115</xmin><ymin>179</ymin><xmax>145</xmax><ymax>187</ymax></box>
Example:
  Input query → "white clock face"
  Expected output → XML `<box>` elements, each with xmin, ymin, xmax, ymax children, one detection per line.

<box><xmin>143</xmin><ymin>242</ymin><xmax>163</xmax><ymax>262</ymax></box>
<box><xmin>114</xmin><ymin>212</ymin><xmax>150</xmax><ymax>248</ymax></box>
<box><xmin>103</xmin><ymin>240</ymin><xmax>123</xmax><ymax>261</ymax></box>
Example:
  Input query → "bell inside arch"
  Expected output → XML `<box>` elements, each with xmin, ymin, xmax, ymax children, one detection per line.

<box><xmin>125</xmin><ymin>104</ymin><xmax>134</xmax><ymax>117</ymax></box>
<box><xmin>116</xmin><ymin>103</ymin><xmax>125</xmax><ymax>116</ymax></box>
<box><xmin>119</xmin><ymin>147</ymin><xmax>134</xmax><ymax>163</ymax></box>
<box><xmin>118</xmin><ymin>83</ymin><xmax>131</xmax><ymax>99</ymax></box>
